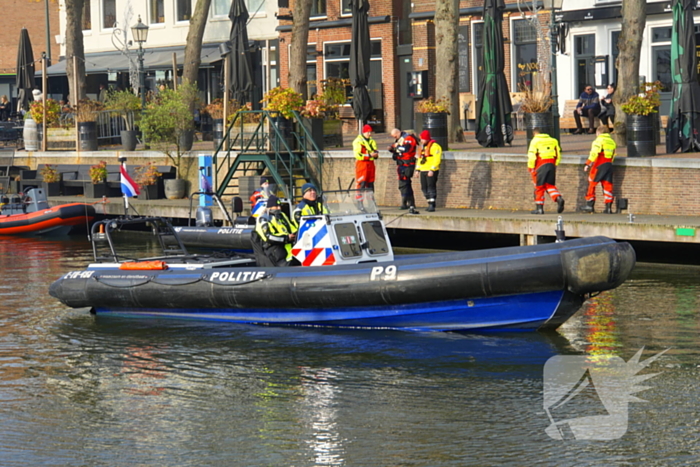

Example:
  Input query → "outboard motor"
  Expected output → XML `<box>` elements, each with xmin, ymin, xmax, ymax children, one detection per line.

<box><xmin>195</xmin><ymin>206</ymin><xmax>213</xmax><ymax>227</ymax></box>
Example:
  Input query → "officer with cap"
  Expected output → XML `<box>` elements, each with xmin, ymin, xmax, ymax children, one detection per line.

<box><xmin>293</xmin><ymin>182</ymin><xmax>328</xmax><ymax>224</ymax></box>
<box><xmin>252</xmin><ymin>195</ymin><xmax>298</xmax><ymax>267</ymax></box>
<box><xmin>250</xmin><ymin>176</ymin><xmax>271</xmax><ymax>208</ymax></box>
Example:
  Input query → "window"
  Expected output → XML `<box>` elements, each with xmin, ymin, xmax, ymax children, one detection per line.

<box><xmin>651</xmin><ymin>27</ymin><xmax>672</xmax><ymax>93</ymax></box>
<box><xmin>311</xmin><ymin>0</ymin><xmax>327</xmax><ymax>17</ymax></box>
<box><xmin>82</xmin><ymin>1</ymin><xmax>91</xmax><ymax>31</ymax></box>
<box><xmin>150</xmin><ymin>0</ymin><xmax>165</xmax><ymax>24</ymax></box>
<box><xmin>512</xmin><ymin>19</ymin><xmax>538</xmax><ymax>91</ymax></box>
<box><xmin>177</xmin><ymin>0</ymin><xmax>192</xmax><ymax>21</ymax></box>
<box><xmin>611</xmin><ymin>30</ymin><xmax>620</xmax><ymax>84</ymax></box>
<box><xmin>248</xmin><ymin>0</ymin><xmax>265</xmax><ymax>14</ymax></box>
<box><xmin>458</xmin><ymin>25</ymin><xmax>470</xmax><ymax>92</ymax></box>
<box><xmin>213</xmin><ymin>0</ymin><xmax>229</xmax><ymax>16</ymax></box>
<box><xmin>325</xmin><ymin>41</ymin><xmax>382</xmax><ymax>107</ymax></box>
<box><xmin>102</xmin><ymin>0</ymin><xmax>116</xmax><ymax>29</ymax></box>
<box><xmin>341</xmin><ymin>0</ymin><xmax>352</xmax><ymax>15</ymax></box>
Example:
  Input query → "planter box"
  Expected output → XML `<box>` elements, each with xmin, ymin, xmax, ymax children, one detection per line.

<box><xmin>84</xmin><ymin>182</ymin><xmax>107</xmax><ymax>199</ymax></box>
<box><xmin>139</xmin><ymin>184</ymin><xmax>160</xmax><ymax>200</ymax></box>
<box><xmin>42</xmin><ymin>181</ymin><xmax>61</xmax><ymax>197</ymax></box>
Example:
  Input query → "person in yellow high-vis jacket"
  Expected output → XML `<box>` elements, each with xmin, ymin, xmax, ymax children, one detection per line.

<box><xmin>527</xmin><ymin>128</ymin><xmax>564</xmax><ymax>214</ymax></box>
<box><xmin>580</xmin><ymin>125</ymin><xmax>616</xmax><ymax>214</ymax></box>
<box><xmin>252</xmin><ymin>195</ymin><xmax>298</xmax><ymax>267</ymax></box>
<box><xmin>416</xmin><ymin>130</ymin><xmax>442</xmax><ymax>212</ymax></box>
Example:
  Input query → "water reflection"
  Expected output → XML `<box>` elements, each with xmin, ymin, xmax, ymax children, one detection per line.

<box><xmin>1</xmin><ymin>237</ymin><xmax>700</xmax><ymax>464</ymax></box>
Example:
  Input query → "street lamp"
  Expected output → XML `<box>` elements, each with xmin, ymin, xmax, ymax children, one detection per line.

<box><xmin>544</xmin><ymin>0</ymin><xmax>563</xmax><ymax>143</ymax></box>
<box><xmin>131</xmin><ymin>15</ymin><xmax>149</xmax><ymax>112</ymax></box>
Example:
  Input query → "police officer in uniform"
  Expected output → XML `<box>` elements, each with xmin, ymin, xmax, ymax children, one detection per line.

<box><xmin>389</xmin><ymin>128</ymin><xmax>419</xmax><ymax>214</ymax></box>
<box><xmin>252</xmin><ymin>195</ymin><xmax>298</xmax><ymax>267</ymax></box>
<box><xmin>527</xmin><ymin>127</ymin><xmax>564</xmax><ymax>214</ymax></box>
<box><xmin>293</xmin><ymin>183</ymin><xmax>328</xmax><ymax>224</ymax></box>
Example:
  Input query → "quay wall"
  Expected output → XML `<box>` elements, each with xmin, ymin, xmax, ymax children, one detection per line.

<box><xmin>19</xmin><ymin>150</ymin><xmax>700</xmax><ymax>216</ymax></box>
<box><xmin>322</xmin><ymin>152</ymin><xmax>700</xmax><ymax>216</ymax></box>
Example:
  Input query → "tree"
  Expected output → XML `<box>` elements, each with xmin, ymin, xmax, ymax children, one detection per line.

<box><xmin>613</xmin><ymin>0</ymin><xmax>647</xmax><ymax>144</ymax></box>
<box><xmin>288</xmin><ymin>0</ymin><xmax>312</xmax><ymax>99</ymax></box>
<box><xmin>434</xmin><ymin>0</ymin><xmax>460</xmax><ymax>142</ymax></box>
<box><xmin>182</xmin><ymin>0</ymin><xmax>211</xmax><ymax>109</ymax></box>
<box><xmin>64</xmin><ymin>0</ymin><xmax>87</xmax><ymax>104</ymax></box>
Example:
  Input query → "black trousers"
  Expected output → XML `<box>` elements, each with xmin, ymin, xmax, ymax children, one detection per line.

<box><xmin>574</xmin><ymin>108</ymin><xmax>601</xmax><ymax>130</ymax></box>
<box><xmin>397</xmin><ymin>164</ymin><xmax>415</xmax><ymax>203</ymax></box>
<box><xmin>419</xmin><ymin>170</ymin><xmax>439</xmax><ymax>202</ymax></box>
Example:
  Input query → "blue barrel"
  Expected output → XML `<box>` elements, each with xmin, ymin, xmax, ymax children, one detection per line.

<box><xmin>626</xmin><ymin>114</ymin><xmax>656</xmax><ymax>157</ymax></box>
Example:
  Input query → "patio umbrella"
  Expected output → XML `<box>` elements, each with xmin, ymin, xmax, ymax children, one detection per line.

<box><xmin>666</xmin><ymin>0</ymin><xmax>700</xmax><ymax>153</ymax></box>
<box><xmin>475</xmin><ymin>0</ymin><xmax>513</xmax><ymax>147</ymax></box>
<box><xmin>349</xmin><ymin>0</ymin><xmax>373</xmax><ymax>125</ymax></box>
<box><xmin>16</xmin><ymin>28</ymin><xmax>35</xmax><ymax>113</ymax></box>
<box><xmin>229</xmin><ymin>0</ymin><xmax>253</xmax><ymax>104</ymax></box>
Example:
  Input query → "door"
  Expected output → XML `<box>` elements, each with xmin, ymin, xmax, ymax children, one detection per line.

<box><xmin>398</xmin><ymin>46</ymin><xmax>413</xmax><ymax>130</ymax></box>
<box><xmin>574</xmin><ymin>34</ymin><xmax>596</xmax><ymax>95</ymax></box>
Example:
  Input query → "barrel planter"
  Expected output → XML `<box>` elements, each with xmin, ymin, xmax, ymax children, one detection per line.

<box><xmin>23</xmin><ymin>117</ymin><xmax>38</xmax><ymax>151</ymax></box>
<box><xmin>626</xmin><ymin>114</ymin><xmax>656</xmax><ymax>157</ymax></box>
<box><xmin>179</xmin><ymin>129</ymin><xmax>194</xmax><ymax>152</ymax></box>
<box><xmin>78</xmin><ymin>121</ymin><xmax>98</xmax><ymax>151</ymax></box>
<box><xmin>164</xmin><ymin>178</ymin><xmax>187</xmax><ymax>200</ymax></box>
<box><xmin>120</xmin><ymin>130</ymin><xmax>138</xmax><ymax>151</ymax></box>
<box><xmin>422</xmin><ymin>112</ymin><xmax>449</xmax><ymax>151</ymax></box>
<box><xmin>271</xmin><ymin>116</ymin><xmax>294</xmax><ymax>152</ymax></box>
<box><xmin>524</xmin><ymin>112</ymin><xmax>554</xmax><ymax>149</ymax></box>
<box><xmin>213</xmin><ymin>118</ymin><xmax>225</xmax><ymax>150</ymax></box>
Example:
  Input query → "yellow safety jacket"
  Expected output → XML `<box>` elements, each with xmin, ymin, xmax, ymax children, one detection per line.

<box><xmin>527</xmin><ymin>133</ymin><xmax>561</xmax><ymax>171</ymax></box>
<box><xmin>293</xmin><ymin>200</ymin><xmax>329</xmax><ymax>224</ymax></box>
<box><xmin>256</xmin><ymin>210</ymin><xmax>298</xmax><ymax>261</ymax></box>
<box><xmin>353</xmin><ymin>135</ymin><xmax>378</xmax><ymax>161</ymax></box>
<box><xmin>587</xmin><ymin>133</ymin><xmax>616</xmax><ymax>169</ymax></box>
<box><xmin>416</xmin><ymin>140</ymin><xmax>443</xmax><ymax>172</ymax></box>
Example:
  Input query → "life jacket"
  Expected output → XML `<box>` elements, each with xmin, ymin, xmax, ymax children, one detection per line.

<box><xmin>394</xmin><ymin>133</ymin><xmax>418</xmax><ymax>164</ymax></box>
<box><xmin>417</xmin><ymin>140</ymin><xmax>443</xmax><ymax>171</ymax></box>
<box><xmin>293</xmin><ymin>199</ymin><xmax>329</xmax><ymax>224</ymax></box>
<box><xmin>353</xmin><ymin>135</ymin><xmax>378</xmax><ymax>161</ymax></box>
<box><xmin>256</xmin><ymin>210</ymin><xmax>298</xmax><ymax>261</ymax></box>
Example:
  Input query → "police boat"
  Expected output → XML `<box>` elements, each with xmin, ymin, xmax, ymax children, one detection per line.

<box><xmin>48</xmin><ymin>190</ymin><xmax>635</xmax><ymax>332</ymax></box>
<box><xmin>0</xmin><ymin>187</ymin><xmax>95</xmax><ymax>236</ymax></box>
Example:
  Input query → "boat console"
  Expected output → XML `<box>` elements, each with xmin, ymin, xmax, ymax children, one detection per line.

<box><xmin>1</xmin><ymin>188</ymin><xmax>49</xmax><ymax>215</ymax></box>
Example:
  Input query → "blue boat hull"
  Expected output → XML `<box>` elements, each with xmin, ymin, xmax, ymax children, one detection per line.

<box><xmin>95</xmin><ymin>289</ymin><xmax>582</xmax><ymax>332</ymax></box>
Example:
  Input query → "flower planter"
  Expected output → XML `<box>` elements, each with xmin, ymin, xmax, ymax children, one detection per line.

<box><xmin>164</xmin><ymin>178</ymin><xmax>187</xmax><ymax>199</ymax></box>
<box><xmin>139</xmin><ymin>184</ymin><xmax>160</xmax><ymax>200</ymax></box>
<box><xmin>179</xmin><ymin>129</ymin><xmax>195</xmax><ymax>152</ymax></box>
<box><xmin>270</xmin><ymin>116</ymin><xmax>294</xmax><ymax>152</ymax></box>
<box><xmin>626</xmin><ymin>114</ymin><xmax>656</xmax><ymax>157</ymax></box>
<box><xmin>120</xmin><ymin>130</ymin><xmax>138</xmax><ymax>151</ymax></box>
<box><xmin>302</xmin><ymin>117</ymin><xmax>324</xmax><ymax>150</ymax></box>
<box><xmin>421</xmin><ymin>112</ymin><xmax>449</xmax><ymax>151</ymax></box>
<box><xmin>41</xmin><ymin>181</ymin><xmax>61</xmax><ymax>197</ymax></box>
<box><xmin>524</xmin><ymin>112</ymin><xmax>554</xmax><ymax>149</ymax></box>
<box><xmin>78</xmin><ymin>122</ymin><xmax>98</xmax><ymax>151</ymax></box>
<box><xmin>84</xmin><ymin>182</ymin><xmax>107</xmax><ymax>199</ymax></box>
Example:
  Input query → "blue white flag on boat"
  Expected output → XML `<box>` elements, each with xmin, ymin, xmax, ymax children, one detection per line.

<box><xmin>120</xmin><ymin>162</ymin><xmax>140</xmax><ymax>197</ymax></box>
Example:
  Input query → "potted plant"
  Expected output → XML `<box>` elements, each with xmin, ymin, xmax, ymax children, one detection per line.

<box><xmin>140</xmin><ymin>83</ymin><xmax>198</xmax><ymax>198</ymax></box>
<box><xmin>417</xmin><ymin>96</ymin><xmax>450</xmax><ymax>150</ymax></box>
<box><xmin>75</xmin><ymin>99</ymin><xmax>104</xmax><ymax>151</ymax></box>
<box><xmin>301</xmin><ymin>98</ymin><xmax>327</xmax><ymax>150</ymax></box>
<box><xmin>39</xmin><ymin>163</ymin><xmax>61</xmax><ymax>196</ymax></box>
<box><xmin>620</xmin><ymin>81</ymin><xmax>662</xmax><ymax>157</ymax></box>
<box><xmin>202</xmin><ymin>98</ymin><xmax>239</xmax><ymax>149</ymax></box>
<box><xmin>261</xmin><ymin>87</ymin><xmax>304</xmax><ymax>151</ymax></box>
<box><xmin>518</xmin><ymin>81</ymin><xmax>554</xmax><ymax>147</ymax></box>
<box><xmin>104</xmin><ymin>89</ymin><xmax>141</xmax><ymax>151</ymax></box>
<box><xmin>85</xmin><ymin>160</ymin><xmax>108</xmax><ymax>198</ymax></box>
<box><xmin>133</xmin><ymin>162</ymin><xmax>163</xmax><ymax>199</ymax></box>
<box><xmin>28</xmin><ymin>99</ymin><xmax>61</xmax><ymax>150</ymax></box>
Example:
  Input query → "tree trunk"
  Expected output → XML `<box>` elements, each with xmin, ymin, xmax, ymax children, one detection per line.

<box><xmin>614</xmin><ymin>0</ymin><xmax>646</xmax><ymax>145</ymax></box>
<box><xmin>183</xmin><ymin>0</ymin><xmax>211</xmax><ymax>111</ymax></box>
<box><xmin>434</xmin><ymin>0</ymin><xmax>460</xmax><ymax>143</ymax></box>
<box><xmin>64</xmin><ymin>0</ymin><xmax>86</xmax><ymax>104</ymax></box>
<box><xmin>289</xmin><ymin>0</ymin><xmax>312</xmax><ymax>99</ymax></box>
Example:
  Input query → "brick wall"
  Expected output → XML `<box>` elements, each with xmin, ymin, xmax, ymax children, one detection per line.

<box><xmin>322</xmin><ymin>152</ymin><xmax>700</xmax><ymax>216</ymax></box>
<box><xmin>0</xmin><ymin>1</ymin><xmax>61</xmax><ymax>75</ymax></box>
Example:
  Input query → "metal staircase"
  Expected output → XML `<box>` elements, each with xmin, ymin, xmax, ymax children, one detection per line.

<box><xmin>213</xmin><ymin>110</ymin><xmax>324</xmax><ymax>203</ymax></box>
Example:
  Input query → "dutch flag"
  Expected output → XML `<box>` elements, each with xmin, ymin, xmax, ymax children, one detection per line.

<box><xmin>120</xmin><ymin>162</ymin><xmax>140</xmax><ymax>197</ymax></box>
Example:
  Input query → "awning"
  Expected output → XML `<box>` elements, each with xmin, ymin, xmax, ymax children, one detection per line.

<box><xmin>45</xmin><ymin>44</ymin><xmax>223</xmax><ymax>76</ymax></box>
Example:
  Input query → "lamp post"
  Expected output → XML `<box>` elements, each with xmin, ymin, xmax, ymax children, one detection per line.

<box><xmin>131</xmin><ymin>15</ymin><xmax>149</xmax><ymax>112</ymax></box>
<box><xmin>544</xmin><ymin>0</ymin><xmax>563</xmax><ymax>143</ymax></box>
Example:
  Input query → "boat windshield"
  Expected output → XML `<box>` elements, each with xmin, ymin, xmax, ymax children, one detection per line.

<box><xmin>322</xmin><ymin>190</ymin><xmax>380</xmax><ymax>215</ymax></box>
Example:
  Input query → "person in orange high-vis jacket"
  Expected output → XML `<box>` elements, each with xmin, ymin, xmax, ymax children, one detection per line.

<box><xmin>527</xmin><ymin>128</ymin><xmax>564</xmax><ymax>214</ymax></box>
<box><xmin>352</xmin><ymin>124</ymin><xmax>379</xmax><ymax>191</ymax></box>
<box><xmin>580</xmin><ymin>125</ymin><xmax>616</xmax><ymax>214</ymax></box>
<box><xmin>416</xmin><ymin>130</ymin><xmax>442</xmax><ymax>212</ymax></box>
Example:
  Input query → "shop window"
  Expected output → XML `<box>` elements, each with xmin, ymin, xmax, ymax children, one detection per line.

<box><xmin>513</xmin><ymin>19</ymin><xmax>538</xmax><ymax>91</ymax></box>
